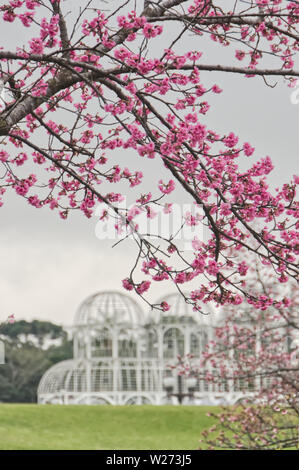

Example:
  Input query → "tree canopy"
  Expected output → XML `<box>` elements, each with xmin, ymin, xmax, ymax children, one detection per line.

<box><xmin>0</xmin><ymin>320</ymin><xmax>72</xmax><ymax>402</ymax></box>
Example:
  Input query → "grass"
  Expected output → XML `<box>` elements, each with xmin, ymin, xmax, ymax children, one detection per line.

<box><xmin>0</xmin><ymin>404</ymin><xmax>218</xmax><ymax>450</ymax></box>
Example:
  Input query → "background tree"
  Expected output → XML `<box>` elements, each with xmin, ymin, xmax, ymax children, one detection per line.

<box><xmin>0</xmin><ymin>0</ymin><xmax>297</xmax><ymax>312</ymax></box>
<box><xmin>183</xmin><ymin>252</ymin><xmax>299</xmax><ymax>449</ymax></box>
<box><xmin>0</xmin><ymin>319</ymin><xmax>67</xmax><ymax>347</ymax></box>
<box><xmin>0</xmin><ymin>320</ymin><xmax>72</xmax><ymax>402</ymax></box>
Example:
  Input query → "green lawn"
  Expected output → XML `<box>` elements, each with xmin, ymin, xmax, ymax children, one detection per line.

<box><xmin>0</xmin><ymin>404</ymin><xmax>218</xmax><ymax>450</ymax></box>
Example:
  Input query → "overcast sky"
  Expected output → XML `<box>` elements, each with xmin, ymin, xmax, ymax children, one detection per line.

<box><xmin>0</xmin><ymin>1</ymin><xmax>298</xmax><ymax>326</ymax></box>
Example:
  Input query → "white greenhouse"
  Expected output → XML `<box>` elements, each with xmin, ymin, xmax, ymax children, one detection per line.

<box><xmin>37</xmin><ymin>290</ymin><xmax>266</xmax><ymax>405</ymax></box>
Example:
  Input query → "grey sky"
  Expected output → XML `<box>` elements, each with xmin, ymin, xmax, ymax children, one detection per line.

<box><xmin>0</xmin><ymin>1</ymin><xmax>298</xmax><ymax>326</ymax></box>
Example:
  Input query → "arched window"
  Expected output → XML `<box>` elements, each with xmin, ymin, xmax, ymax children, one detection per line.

<box><xmin>125</xmin><ymin>396</ymin><xmax>152</xmax><ymax>405</ymax></box>
<box><xmin>163</xmin><ymin>328</ymin><xmax>184</xmax><ymax>359</ymax></box>
<box><xmin>92</xmin><ymin>366</ymin><xmax>113</xmax><ymax>391</ymax></box>
<box><xmin>91</xmin><ymin>328</ymin><xmax>112</xmax><ymax>357</ymax></box>
<box><xmin>190</xmin><ymin>333</ymin><xmax>200</xmax><ymax>356</ymax></box>
<box><xmin>75</xmin><ymin>333</ymin><xmax>87</xmax><ymax>358</ymax></box>
<box><xmin>141</xmin><ymin>329</ymin><xmax>158</xmax><ymax>358</ymax></box>
<box><xmin>120</xmin><ymin>367</ymin><xmax>137</xmax><ymax>391</ymax></box>
<box><xmin>68</xmin><ymin>368</ymin><xmax>87</xmax><ymax>393</ymax></box>
<box><xmin>118</xmin><ymin>330</ymin><xmax>137</xmax><ymax>358</ymax></box>
<box><xmin>201</xmin><ymin>330</ymin><xmax>208</xmax><ymax>351</ymax></box>
<box><xmin>189</xmin><ymin>330</ymin><xmax>209</xmax><ymax>356</ymax></box>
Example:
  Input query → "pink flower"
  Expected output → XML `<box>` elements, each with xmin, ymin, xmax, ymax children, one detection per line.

<box><xmin>238</xmin><ymin>261</ymin><xmax>248</xmax><ymax>276</ymax></box>
<box><xmin>49</xmin><ymin>199</ymin><xmax>58</xmax><ymax>210</ymax></box>
<box><xmin>29</xmin><ymin>38</ymin><xmax>44</xmax><ymax>54</ymax></box>
<box><xmin>9</xmin><ymin>1</ymin><xmax>22</xmax><ymax>8</ymax></box>
<box><xmin>31</xmin><ymin>80</ymin><xmax>48</xmax><ymax>97</ymax></box>
<box><xmin>26</xmin><ymin>0</ymin><xmax>38</xmax><ymax>9</ymax></box>
<box><xmin>243</xmin><ymin>142</ymin><xmax>255</xmax><ymax>156</ymax></box>
<box><xmin>0</xmin><ymin>151</ymin><xmax>9</xmax><ymax>163</ymax></box>
<box><xmin>136</xmin><ymin>280</ymin><xmax>151</xmax><ymax>294</ymax></box>
<box><xmin>220</xmin><ymin>203</ymin><xmax>231</xmax><ymax>216</ymax></box>
<box><xmin>59</xmin><ymin>211</ymin><xmax>68</xmax><ymax>220</ymax></box>
<box><xmin>223</xmin><ymin>132</ymin><xmax>239</xmax><ymax>148</ymax></box>
<box><xmin>235</xmin><ymin>50</ymin><xmax>245</xmax><ymax>61</ymax></box>
<box><xmin>233</xmin><ymin>295</ymin><xmax>243</xmax><ymax>305</ymax></box>
<box><xmin>143</xmin><ymin>23</ymin><xmax>163</xmax><ymax>39</ymax></box>
<box><xmin>158</xmin><ymin>179</ymin><xmax>175</xmax><ymax>194</ymax></box>
<box><xmin>175</xmin><ymin>272</ymin><xmax>187</xmax><ymax>284</ymax></box>
<box><xmin>19</xmin><ymin>12</ymin><xmax>34</xmax><ymax>27</ymax></box>
<box><xmin>81</xmin><ymin>130</ymin><xmax>94</xmax><ymax>144</ymax></box>
<box><xmin>14</xmin><ymin>152</ymin><xmax>28</xmax><ymax>166</ymax></box>
<box><xmin>212</xmin><ymin>85</ymin><xmax>222</xmax><ymax>94</ymax></box>
<box><xmin>206</xmin><ymin>259</ymin><xmax>220</xmax><ymax>276</ymax></box>
<box><xmin>28</xmin><ymin>195</ymin><xmax>42</xmax><ymax>207</ymax></box>
<box><xmin>282</xmin><ymin>297</ymin><xmax>291</xmax><ymax>307</ymax></box>
<box><xmin>3</xmin><ymin>11</ymin><xmax>16</xmax><ymax>22</ymax></box>
<box><xmin>127</xmin><ymin>205</ymin><xmax>142</xmax><ymax>221</ymax></box>
<box><xmin>122</xmin><ymin>278</ymin><xmax>134</xmax><ymax>291</ymax></box>
<box><xmin>161</xmin><ymin>301</ymin><xmax>170</xmax><ymax>312</ymax></box>
<box><xmin>195</xmin><ymin>84</ymin><xmax>206</xmax><ymax>97</ymax></box>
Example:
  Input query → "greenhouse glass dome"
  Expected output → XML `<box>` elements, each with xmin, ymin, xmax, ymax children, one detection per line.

<box><xmin>38</xmin><ymin>290</ymin><xmax>264</xmax><ymax>405</ymax></box>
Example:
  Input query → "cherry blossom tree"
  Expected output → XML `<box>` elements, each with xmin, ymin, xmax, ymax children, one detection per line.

<box><xmin>0</xmin><ymin>0</ymin><xmax>298</xmax><ymax>313</ymax></box>
<box><xmin>183</xmin><ymin>252</ymin><xmax>299</xmax><ymax>449</ymax></box>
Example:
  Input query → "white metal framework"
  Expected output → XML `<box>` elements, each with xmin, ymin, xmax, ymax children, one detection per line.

<box><xmin>38</xmin><ymin>291</ymin><xmax>265</xmax><ymax>405</ymax></box>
